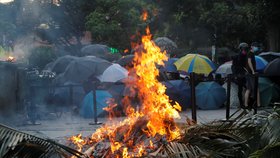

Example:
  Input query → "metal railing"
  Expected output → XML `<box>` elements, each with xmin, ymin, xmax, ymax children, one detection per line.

<box><xmin>188</xmin><ymin>72</ymin><xmax>278</xmax><ymax>122</ymax></box>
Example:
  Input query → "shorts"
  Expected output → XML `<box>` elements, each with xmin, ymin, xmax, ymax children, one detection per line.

<box><xmin>246</xmin><ymin>74</ymin><xmax>255</xmax><ymax>93</ymax></box>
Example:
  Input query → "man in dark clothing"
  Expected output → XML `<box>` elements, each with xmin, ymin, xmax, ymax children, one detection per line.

<box><xmin>244</xmin><ymin>42</ymin><xmax>260</xmax><ymax>108</ymax></box>
<box><xmin>232</xmin><ymin>42</ymin><xmax>248</xmax><ymax>108</ymax></box>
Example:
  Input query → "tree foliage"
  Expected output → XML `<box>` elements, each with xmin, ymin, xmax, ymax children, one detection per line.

<box><xmin>86</xmin><ymin>0</ymin><xmax>157</xmax><ymax>51</ymax></box>
<box><xmin>28</xmin><ymin>46</ymin><xmax>57</xmax><ymax>70</ymax></box>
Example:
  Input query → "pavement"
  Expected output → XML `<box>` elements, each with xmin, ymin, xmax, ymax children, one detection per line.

<box><xmin>9</xmin><ymin>108</ymin><xmax>239</xmax><ymax>144</ymax></box>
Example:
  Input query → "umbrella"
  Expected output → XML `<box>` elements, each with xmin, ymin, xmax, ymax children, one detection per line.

<box><xmin>80</xmin><ymin>90</ymin><xmax>112</xmax><ymax>118</ymax></box>
<box><xmin>264</xmin><ymin>58</ymin><xmax>280</xmax><ymax>76</ymax></box>
<box><xmin>215</xmin><ymin>61</ymin><xmax>232</xmax><ymax>77</ymax></box>
<box><xmin>117</xmin><ymin>55</ymin><xmax>135</xmax><ymax>67</ymax></box>
<box><xmin>174</xmin><ymin>54</ymin><xmax>216</xmax><ymax>75</ymax></box>
<box><xmin>222</xmin><ymin>82</ymin><xmax>239</xmax><ymax>108</ymax></box>
<box><xmin>44</xmin><ymin>61</ymin><xmax>54</xmax><ymax>71</ymax></box>
<box><xmin>160</xmin><ymin>58</ymin><xmax>178</xmax><ymax>72</ymax></box>
<box><xmin>97</xmin><ymin>64</ymin><xmax>128</xmax><ymax>82</ymax></box>
<box><xmin>62</xmin><ymin>57</ymin><xmax>111</xmax><ymax>83</ymax></box>
<box><xmin>50</xmin><ymin>55</ymin><xmax>78</xmax><ymax>74</ymax></box>
<box><xmin>53</xmin><ymin>82</ymin><xmax>85</xmax><ymax>106</ymax></box>
<box><xmin>108</xmin><ymin>83</ymin><xmax>126</xmax><ymax>97</ymax></box>
<box><xmin>81</xmin><ymin>44</ymin><xmax>110</xmax><ymax>58</ymax></box>
<box><xmin>154</xmin><ymin>37</ymin><xmax>177</xmax><ymax>54</ymax></box>
<box><xmin>259</xmin><ymin>77</ymin><xmax>280</xmax><ymax>107</ymax></box>
<box><xmin>259</xmin><ymin>52</ymin><xmax>280</xmax><ymax>62</ymax></box>
<box><xmin>162</xmin><ymin>80</ymin><xmax>191</xmax><ymax>110</ymax></box>
<box><xmin>196</xmin><ymin>81</ymin><xmax>226</xmax><ymax>110</ymax></box>
<box><xmin>255</xmin><ymin>56</ymin><xmax>268</xmax><ymax>71</ymax></box>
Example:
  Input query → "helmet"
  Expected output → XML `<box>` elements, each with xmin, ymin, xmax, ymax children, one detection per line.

<box><xmin>238</xmin><ymin>42</ymin><xmax>249</xmax><ymax>49</ymax></box>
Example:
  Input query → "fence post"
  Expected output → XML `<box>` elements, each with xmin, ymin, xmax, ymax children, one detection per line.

<box><xmin>190</xmin><ymin>72</ymin><xmax>197</xmax><ymax>122</ymax></box>
<box><xmin>253</xmin><ymin>73</ymin><xmax>258</xmax><ymax>114</ymax></box>
<box><xmin>89</xmin><ymin>82</ymin><xmax>102</xmax><ymax>125</ymax></box>
<box><xmin>226</xmin><ymin>75</ymin><xmax>231</xmax><ymax>120</ymax></box>
<box><xmin>69</xmin><ymin>85</ymin><xmax>73</xmax><ymax>106</ymax></box>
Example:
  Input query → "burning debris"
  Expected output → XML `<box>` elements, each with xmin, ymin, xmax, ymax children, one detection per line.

<box><xmin>69</xmin><ymin>12</ymin><xmax>182</xmax><ymax>158</ymax></box>
<box><xmin>6</xmin><ymin>56</ymin><xmax>15</xmax><ymax>62</ymax></box>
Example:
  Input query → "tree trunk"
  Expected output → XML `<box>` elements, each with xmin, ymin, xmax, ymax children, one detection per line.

<box><xmin>267</xmin><ymin>24</ymin><xmax>280</xmax><ymax>51</ymax></box>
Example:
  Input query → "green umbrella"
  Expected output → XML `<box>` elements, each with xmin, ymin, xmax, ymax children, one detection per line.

<box><xmin>259</xmin><ymin>77</ymin><xmax>280</xmax><ymax>106</ymax></box>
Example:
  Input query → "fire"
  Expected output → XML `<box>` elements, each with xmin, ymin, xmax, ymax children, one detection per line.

<box><xmin>6</xmin><ymin>56</ymin><xmax>15</xmax><ymax>62</ymax></box>
<box><xmin>124</xmin><ymin>49</ymin><xmax>129</xmax><ymax>54</ymax></box>
<box><xmin>142</xmin><ymin>10</ymin><xmax>148</xmax><ymax>21</ymax></box>
<box><xmin>68</xmin><ymin>134</ymin><xmax>86</xmax><ymax>152</ymax></box>
<box><xmin>69</xmin><ymin>12</ymin><xmax>182</xmax><ymax>158</ymax></box>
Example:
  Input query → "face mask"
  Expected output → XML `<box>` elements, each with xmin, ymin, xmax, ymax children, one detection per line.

<box><xmin>252</xmin><ymin>46</ymin><xmax>259</xmax><ymax>53</ymax></box>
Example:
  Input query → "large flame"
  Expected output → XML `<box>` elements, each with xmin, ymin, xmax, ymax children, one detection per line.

<box><xmin>70</xmin><ymin>13</ymin><xmax>182</xmax><ymax>158</ymax></box>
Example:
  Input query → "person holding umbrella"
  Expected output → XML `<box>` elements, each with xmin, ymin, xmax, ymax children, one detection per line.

<box><xmin>244</xmin><ymin>42</ymin><xmax>261</xmax><ymax>108</ymax></box>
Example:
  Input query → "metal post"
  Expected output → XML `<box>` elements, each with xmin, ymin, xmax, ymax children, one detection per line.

<box><xmin>253</xmin><ymin>73</ymin><xmax>258</xmax><ymax>114</ymax></box>
<box><xmin>28</xmin><ymin>86</ymin><xmax>40</xmax><ymax>125</ymax></box>
<box><xmin>69</xmin><ymin>85</ymin><xmax>73</xmax><ymax>106</ymax></box>
<box><xmin>226</xmin><ymin>75</ymin><xmax>231</xmax><ymax>120</ymax></box>
<box><xmin>89</xmin><ymin>82</ymin><xmax>102</xmax><ymax>125</ymax></box>
<box><xmin>190</xmin><ymin>72</ymin><xmax>197</xmax><ymax>122</ymax></box>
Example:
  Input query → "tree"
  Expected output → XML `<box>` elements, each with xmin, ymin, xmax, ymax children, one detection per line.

<box><xmin>86</xmin><ymin>0</ymin><xmax>157</xmax><ymax>51</ymax></box>
<box><xmin>156</xmin><ymin>0</ymin><xmax>280</xmax><ymax>51</ymax></box>
<box><xmin>28</xmin><ymin>46</ymin><xmax>56</xmax><ymax>70</ymax></box>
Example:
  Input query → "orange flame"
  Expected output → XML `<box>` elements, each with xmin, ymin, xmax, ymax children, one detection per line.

<box><xmin>70</xmin><ymin>12</ymin><xmax>182</xmax><ymax>158</ymax></box>
<box><xmin>68</xmin><ymin>134</ymin><xmax>86</xmax><ymax>152</ymax></box>
<box><xmin>142</xmin><ymin>10</ymin><xmax>148</xmax><ymax>21</ymax></box>
<box><xmin>124</xmin><ymin>49</ymin><xmax>129</xmax><ymax>54</ymax></box>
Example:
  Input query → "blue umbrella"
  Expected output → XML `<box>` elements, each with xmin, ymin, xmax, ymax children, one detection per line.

<box><xmin>196</xmin><ymin>81</ymin><xmax>226</xmax><ymax>110</ymax></box>
<box><xmin>159</xmin><ymin>58</ymin><xmax>179</xmax><ymax>72</ymax></box>
<box><xmin>162</xmin><ymin>80</ymin><xmax>191</xmax><ymax>110</ymax></box>
<box><xmin>80</xmin><ymin>90</ymin><xmax>112</xmax><ymax>118</ymax></box>
<box><xmin>255</xmin><ymin>56</ymin><xmax>268</xmax><ymax>71</ymax></box>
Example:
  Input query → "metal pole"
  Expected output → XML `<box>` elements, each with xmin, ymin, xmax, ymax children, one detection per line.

<box><xmin>226</xmin><ymin>75</ymin><xmax>231</xmax><ymax>120</ymax></box>
<box><xmin>69</xmin><ymin>85</ymin><xmax>73</xmax><ymax>106</ymax></box>
<box><xmin>190</xmin><ymin>72</ymin><xmax>197</xmax><ymax>122</ymax></box>
<box><xmin>89</xmin><ymin>82</ymin><xmax>102</xmax><ymax>125</ymax></box>
<box><xmin>253</xmin><ymin>73</ymin><xmax>258</xmax><ymax>114</ymax></box>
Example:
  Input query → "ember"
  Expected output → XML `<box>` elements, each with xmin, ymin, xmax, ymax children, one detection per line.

<box><xmin>69</xmin><ymin>12</ymin><xmax>182</xmax><ymax>157</ymax></box>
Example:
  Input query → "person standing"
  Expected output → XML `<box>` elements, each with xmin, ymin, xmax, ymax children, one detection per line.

<box><xmin>232</xmin><ymin>43</ymin><xmax>248</xmax><ymax>108</ymax></box>
<box><xmin>244</xmin><ymin>42</ymin><xmax>261</xmax><ymax>108</ymax></box>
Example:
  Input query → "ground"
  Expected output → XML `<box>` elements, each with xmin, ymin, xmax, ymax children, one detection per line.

<box><xmin>10</xmin><ymin>108</ymin><xmax>239</xmax><ymax>144</ymax></box>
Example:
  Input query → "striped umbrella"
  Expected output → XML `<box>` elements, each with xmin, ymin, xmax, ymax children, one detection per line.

<box><xmin>255</xmin><ymin>56</ymin><xmax>268</xmax><ymax>71</ymax></box>
<box><xmin>174</xmin><ymin>54</ymin><xmax>216</xmax><ymax>74</ymax></box>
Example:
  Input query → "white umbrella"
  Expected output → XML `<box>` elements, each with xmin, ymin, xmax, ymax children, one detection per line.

<box><xmin>215</xmin><ymin>61</ymin><xmax>232</xmax><ymax>77</ymax></box>
<box><xmin>97</xmin><ymin>64</ymin><xmax>128</xmax><ymax>82</ymax></box>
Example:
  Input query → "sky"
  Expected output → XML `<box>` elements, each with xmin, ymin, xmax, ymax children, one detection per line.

<box><xmin>0</xmin><ymin>0</ymin><xmax>13</xmax><ymax>4</ymax></box>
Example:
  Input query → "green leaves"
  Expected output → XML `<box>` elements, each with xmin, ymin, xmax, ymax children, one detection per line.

<box><xmin>86</xmin><ymin>0</ymin><xmax>157</xmax><ymax>50</ymax></box>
